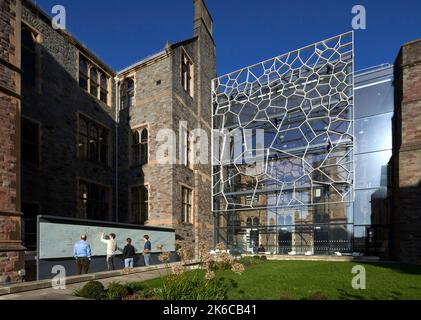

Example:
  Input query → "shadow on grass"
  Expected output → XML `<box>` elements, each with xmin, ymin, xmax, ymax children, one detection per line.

<box><xmin>357</xmin><ymin>262</ymin><xmax>421</xmax><ymax>275</ymax></box>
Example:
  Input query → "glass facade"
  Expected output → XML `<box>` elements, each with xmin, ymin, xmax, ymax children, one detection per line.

<box><xmin>352</xmin><ymin>65</ymin><xmax>394</xmax><ymax>258</ymax></box>
<box><xmin>212</xmin><ymin>32</ymin><xmax>393</xmax><ymax>257</ymax></box>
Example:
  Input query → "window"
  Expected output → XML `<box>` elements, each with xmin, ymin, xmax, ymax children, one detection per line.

<box><xmin>78</xmin><ymin>115</ymin><xmax>109</xmax><ymax>165</ymax></box>
<box><xmin>131</xmin><ymin>186</ymin><xmax>148</xmax><ymax>225</ymax></box>
<box><xmin>253</xmin><ymin>217</ymin><xmax>260</xmax><ymax>226</ymax></box>
<box><xmin>21</xmin><ymin>24</ymin><xmax>37</xmax><ymax>86</ymax></box>
<box><xmin>186</xmin><ymin>130</ymin><xmax>191</xmax><ymax>168</ymax></box>
<box><xmin>78</xmin><ymin>180</ymin><xmax>111</xmax><ymax>220</ymax></box>
<box><xmin>140</xmin><ymin>129</ymin><xmax>148</xmax><ymax>165</ymax></box>
<box><xmin>79</xmin><ymin>57</ymin><xmax>88</xmax><ymax>90</ymax></box>
<box><xmin>99</xmin><ymin>72</ymin><xmax>108</xmax><ymax>103</ymax></box>
<box><xmin>120</xmin><ymin>78</ymin><xmax>134</xmax><ymax>109</ymax></box>
<box><xmin>21</xmin><ymin>202</ymin><xmax>40</xmax><ymax>250</ymax></box>
<box><xmin>181</xmin><ymin>53</ymin><xmax>193</xmax><ymax>97</ymax></box>
<box><xmin>22</xmin><ymin>118</ymin><xmax>40</xmax><ymax>166</ymax></box>
<box><xmin>131</xmin><ymin>128</ymin><xmax>148</xmax><ymax>166</ymax></box>
<box><xmin>132</xmin><ymin>131</ymin><xmax>140</xmax><ymax>166</ymax></box>
<box><xmin>90</xmin><ymin>67</ymin><xmax>98</xmax><ymax>98</ymax></box>
<box><xmin>180</xmin><ymin>126</ymin><xmax>191</xmax><ymax>168</ymax></box>
<box><xmin>78</xmin><ymin>54</ymin><xmax>110</xmax><ymax>104</ymax></box>
<box><xmin>181</xmin><ymin>186</ymin><xmax>193</xmax><ymax>224</ymax></box>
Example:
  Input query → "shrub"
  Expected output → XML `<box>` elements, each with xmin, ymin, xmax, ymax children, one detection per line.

<box><xmin>238</xmin><ymin>256</ymin><xmax>266</xmax><ymax>268</ymax></box>
<box><xmin>126</xmin><ymin>282</ymin><xmax>145</xmax><ymax>293</ymax></box>
<box><xmin>153</xmin><ymin>274</ymin><xmax>234</xmax><ymax>300</ymax></box>
<box><xmin>106</xmin><ymin>282</ymin><xmax>130</xmax><ymax>300</ymax></box>
<box><xmin>75</xmin><ymin>281</ymin><xmax>105</xmax><ymax>300</ymax></box>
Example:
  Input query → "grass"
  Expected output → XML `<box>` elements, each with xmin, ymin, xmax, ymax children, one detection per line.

<box><xmin>131</xmin><ymin>261</ymin><xmax>421</xmax><ymax>300</ymax></box>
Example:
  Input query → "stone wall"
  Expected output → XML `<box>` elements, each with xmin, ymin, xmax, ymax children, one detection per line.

<box><xmin>117</xmin><ymin>0</ymin><xmax>216</xmax><ymax>253</ymax></box>
<box><xmin>118</xmin><ymin>52</ymin><xmax>174</xmax><ymax>227</ymax></box>
<box><xmin>0</xmin><ymin>0</ymin><xmax>25</xmax><ymax>283</ymax></box>
<box><xmin>20</xmin><ymin>2</ymin><xmax>117</xmax><ymax>222</ymax></box>
<box><xmin>392</xmin><ymin>39</ymin><xmax>421</xmax><ymax>264</ymax></box>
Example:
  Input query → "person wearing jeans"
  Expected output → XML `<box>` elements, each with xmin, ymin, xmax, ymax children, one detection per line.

<box><xmin>122</xmin><ymin>238</ymin><xmax>135</xmax><ymax>269</ymax></box>
<box><xmin>100</xmin><ymin>232</ymin><xmax>117</xmax><ymax>271</ymax></box>
<box><xmin>143</xmin><ymin>235</ymin><xmax>152</xmax><ymax>266</ymax></box>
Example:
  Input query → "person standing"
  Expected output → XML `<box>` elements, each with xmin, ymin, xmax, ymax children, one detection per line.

<box><xmin>143</xmin><ymin>235</ymin><xmax>152</xmax><ymax>266</ymax></box>
<box><xmin>73</xmin><ymin>234</ymin><xmax>92</xmax><ymax>274</ymax></box>
<box><xmin>100</xmin><ymin>232</ymin><xmax>117</xmax><ymax>271</ymax></box>
<box><xmin>122</xmin><ymin>238</ymin><xmax>136</xmax><ymax>269</ymax></box>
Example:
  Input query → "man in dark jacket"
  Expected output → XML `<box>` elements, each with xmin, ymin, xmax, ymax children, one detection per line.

<box><xmin>122</xmin><ymin>238</ymin><xmax>136</xmax><ymax>268</ymax></box>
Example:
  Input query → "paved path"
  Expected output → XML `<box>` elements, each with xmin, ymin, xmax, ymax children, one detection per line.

<box><xmin>0</xmin><ymin>267</ymin><xmax>170</xmax><ymax>300</ymax></box>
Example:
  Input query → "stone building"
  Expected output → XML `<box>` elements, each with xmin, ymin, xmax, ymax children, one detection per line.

<box><xmin>0</xmin><ymin>0</ymin><xmax>215</xmax><ymax>282</ymax></box>
<box><xmin>116</xmin><ymin>0</ymin><xmax>215</xmax><ymax>247</ymax></box>
<box><xmin>391</xmin><ymin>39</ymin><xmax>421</xmax><ymax>264</ymax></box>
<box><xmin>1</xmin><ymin>0</ymin><xmax>421</xmax><ymax>284</ymax></box>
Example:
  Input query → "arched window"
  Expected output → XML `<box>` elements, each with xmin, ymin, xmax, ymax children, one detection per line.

<box><xmin>140</xmin><ymin>128</ymin><xmax>148</xmax><ymax>165</ymax></box>
<box><xmin>90</xmin><ymin>67</ymin><xmax>98</xmax><ymax>97</ymax></box>
<box><xmin>120</xmin><ymin>78</ymin><xmax>134</xmax><ymax>110</ymax></box>
<box><xmin>131</xmin><ymin>128</ymin><xmax>148</xmax><ymax>166</ymax></box>
<box><xmin>132</xmin><ymin>131</ymin><xmax>140</xmax><ymax>166</ymax></box>
<box><xmin>246</xmin><ymin>218</ymin><xmax>252</xmax><ymax>227</ymax></box>
<box><xmin>253</xmin><ymin>217</ymin><xmax>260</xmax><ymax>226</ymax></box>
<box><xmin>99</xmin><ymin>73</ymin><xmax>108</xmax><ymax>103</ymax></box>
<box><xmin>22</xmin><ymin>24</ymin><xmax>37</xmax><ymax>86</ymax></box>
<box><xmin>79</xmin><ymin>58</ymin><xmax>88</xmax><ymax>90</ymax></box>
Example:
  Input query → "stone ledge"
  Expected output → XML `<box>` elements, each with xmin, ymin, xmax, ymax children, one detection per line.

<box><xmin>0</xmin><ymin>260</ymin><xmax>199</xmax><ymax>296</ymax></box>
<box><xmin>0</xmin><ymin>210</ymin><xmax>23</xmax><ymax>217</ymax></box>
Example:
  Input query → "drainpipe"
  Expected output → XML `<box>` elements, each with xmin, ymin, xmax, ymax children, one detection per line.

<box><xmin>114</xmin><ymin>77</ymin><xmax>120</xmax><ymax>222</ymax></box>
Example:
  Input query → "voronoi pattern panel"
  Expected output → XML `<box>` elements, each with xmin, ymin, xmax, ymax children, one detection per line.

<box><xmin>212</xmin><ymin>32</ymin><xmax>354</xmax><ymax>212</ymax></box>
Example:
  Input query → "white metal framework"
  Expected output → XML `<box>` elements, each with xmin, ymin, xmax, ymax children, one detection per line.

<box><xmin>212</xmin><ymin>32</ymin><xmax>354</xmax><ymax>213</ymax></box>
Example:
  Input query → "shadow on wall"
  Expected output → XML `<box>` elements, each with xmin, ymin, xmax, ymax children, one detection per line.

<box><xmin>21</xmin><ymin>44</ymin><xmax>117</xmax><ymax>271</ymax></box>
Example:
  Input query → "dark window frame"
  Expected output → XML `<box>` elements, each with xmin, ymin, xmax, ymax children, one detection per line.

<box><xmin>130</xmin><ymin>185</ymin><xmax>149</xmax><ymax>225</ymax></box>
<box><xmin>131</xmin><ymin>127</ymin><xmax>148</xmax><ymax>166</ymax></box>
<box><xmin>78</xmin><ymin>53</ymin><xmax>110</xmax><ymax>105</ymax></box>
<box><xmin>99</xmin><ymin>72</ymin><xmax>108</xmax><ymax>104</ymax></box>
<box><xmin>120</xmin><ymin>78</ymin><xmax>135</xmax><ymax>110</ymax></box>
<box><xmin>22</xmin><ymin>117</ymin><xmax>40</xmax><ymax>167</ymax></box>
<box><xmin>78</xmin><ymin>114</ymin><xmax>110</xmax><ymax>166</ymax></box>
<box><xmin>181</xmin><ymin>52</ymin><xmax>193</xmax><ymax>97</ymax></box>
<box><xmin>78</xmin><ymin>180</ymin><xmax>111</xmax><ymax>221</ymax></box>
<box><xmin>21</xmin><ymin>24</ymin><xmax>38</xmax><ymax>87</ymax></box>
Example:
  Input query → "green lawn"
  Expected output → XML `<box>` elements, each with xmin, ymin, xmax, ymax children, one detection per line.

<box><xmin>134</xmin><ymin>261</ymin><xmax>421</xmax><ymax>300</ymax></box>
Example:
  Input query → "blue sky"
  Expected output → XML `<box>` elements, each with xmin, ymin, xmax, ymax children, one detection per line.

<box><xmin>34</xmin><ymin>0</ymin><xmax>421</xmax><ymax>75</ymax></box>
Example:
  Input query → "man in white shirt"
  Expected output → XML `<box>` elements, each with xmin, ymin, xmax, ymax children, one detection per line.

<box><xmin>100</xmin><ymin>233</ymin><xmax>117</xmax><ymax>271</ymax></box>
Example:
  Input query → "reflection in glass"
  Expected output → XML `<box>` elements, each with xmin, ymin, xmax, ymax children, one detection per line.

<box><xmin>354</xmin><ymin>188</ymin><xmax>388</xmax><ymax>225</ymax></box>
<box><xmin>355</xmin><ymin>113</ymin><xmax>392</xmax><ymax>154</ymax></box>
<box><xmin>355</xmin><ymin>151</ymin><xmax>392</xmax><ymax>189</ymax></box>
<box><xmin>354</xmin><ymin>80</ymin><xmax>394</xmax><ymax>119</ymax></box>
